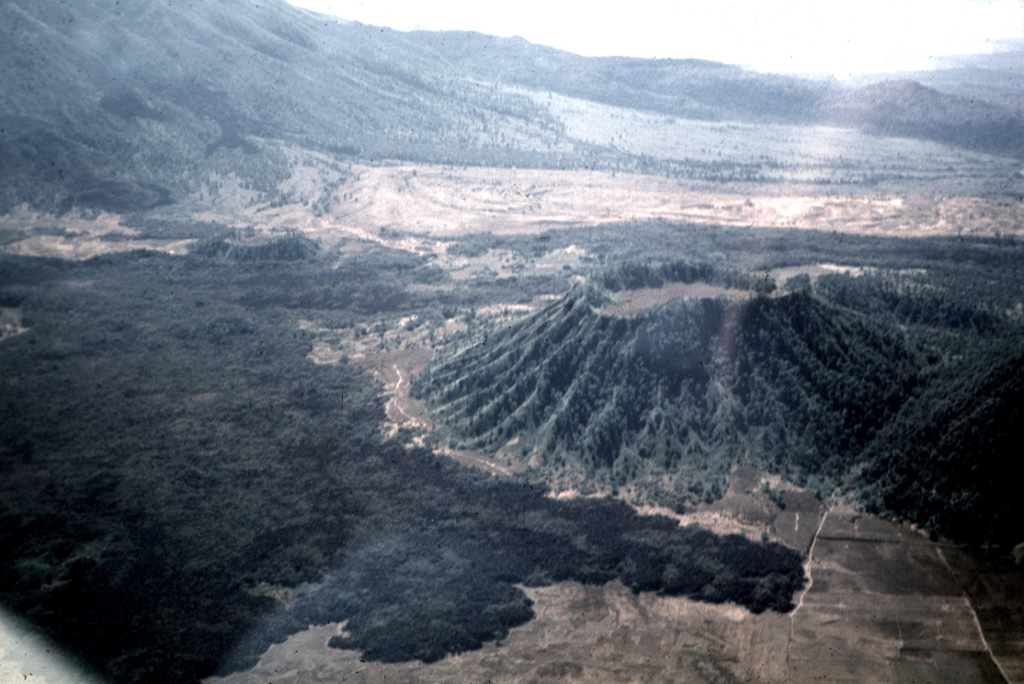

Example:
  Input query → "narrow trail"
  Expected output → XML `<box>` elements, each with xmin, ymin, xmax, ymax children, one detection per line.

<box><xmin>787</xmin><ymin>509</ymin><xmax>828</xmax><ymax>660</ymax></box>
<box><xmin>936</xmin><ymin>547</ymin><xmax>1012</xmax><ymax>684</ymax></box>
<box><xmin>380</xmin><ymin>355</ymin><xmax>516</xmax><ymax>478</ymax></box>
<box><xmin>440</xmin><ymin>446</ymin><xmax>516</xmax><ymax>477</ymax></box>
<box><xmin>385</xmin><ymin>364</ymin><xmax>416</xmax><ymax>424</ymax></box>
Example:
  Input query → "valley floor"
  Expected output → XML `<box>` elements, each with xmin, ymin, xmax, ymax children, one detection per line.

<box><xmin>5</xmin><ymin>164</ymin><xmax>1024</xmax><ymax>263</ymax></box>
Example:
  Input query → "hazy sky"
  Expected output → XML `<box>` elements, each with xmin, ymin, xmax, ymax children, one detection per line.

<box><xmin>286</xmin><ymin>0</ymin><xmax>1024</xmax><ymax>77</ymax></box>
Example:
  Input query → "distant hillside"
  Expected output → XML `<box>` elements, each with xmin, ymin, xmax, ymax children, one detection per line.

<box><xmin>3</xmin><ymin>0</ymin><xmax>1024</xmax><ymax>215</ymax></box>
<box><xmin>410</xmin><ymin>31</ymin><xmax>1024</xmax><ymax>159</ymax></box>
<box><xmin>822</xmin><ymin>79</ymin><xmax>1024</xmax><ymax>159</ymax></box>
<box><xmin>0</xmin><ymin>0</ymin><xmax>582</xmax><ymax>213</ymax></box>
<box><xmin>406</xmin><ymin>31</ymin><xmax>826</xmax><ymax>124</ymax></box>
<box><xmin>912</xmin><ymin>47</ymin><xmax>1024</xmax><ymax>111</ymax></box>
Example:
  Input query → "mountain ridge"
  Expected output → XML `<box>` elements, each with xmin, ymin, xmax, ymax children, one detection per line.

<box><xmin>4</xmin><ymin>0</ymin><xmax>1024</xmax><ymax>215</ymax></box>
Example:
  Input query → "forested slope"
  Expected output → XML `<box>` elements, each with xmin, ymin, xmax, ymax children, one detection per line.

<box><xmin>406</xmin><ymin>31</ymin><xmax>826</xmax><ymax>124</ymax></box>
<box><xmin>0</xmin><ymin>0</ymin><xmax>579</xmax><ymax>213</ymax></box>
<box><xmin>415</xmin><ymin>280</ymin><xmax>920</xmax><ymax>506</ymax></box>
<box><xmin>411</xmin><ymin>32</ymin><xmax>1024</xmax><ymax>159</ymax></box>
<box><xmin>855</xmin><ymin>339</ymin><xmax>1024</xmax><ymax>543</ymax></box>
<box><xmin>415</xmin><ymin>262</ymin><xmax>1024</xmax><ymax>546</ymax></box>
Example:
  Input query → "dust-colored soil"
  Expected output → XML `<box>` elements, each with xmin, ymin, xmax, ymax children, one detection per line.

<box><xmin>602</xmin><ymin>465</ymin><xmax>824</xmax><ymax>552</ymax></box>
<box><xmin>0</xmin><ymin>308</ymin><xmax>28</xmax><ymax>343</ymax></box>
<box><xmin>318</xmin><ymin>165</ymin><xmax>1024</xmax><ymax>240</ymax></box>
<box><xmin>356</xmin><ymin>347</ymin><xmax>434</xmax><ymax>437</ymax></box>
<box><xmin>788</xmin><ymin>501</ymin><xmax>1009</xmax><ymax>684</ymax></box>
<box><xmin>602</xmin><ymin>281</ymin><xmax>752</xmax><ymax>317</ymax></box>
<box><xmin>207</xmin><ymin>581</ymin><xmax>793</xmax><ymax>684</ymax></box>
<box><xmin>0</xmin><ymin>206</ymin><xmax>192</xmax><ymax>259</ymax></box>
<box><xmin>437</xmin><ymin>445</ymin><xmax>525</xmax><ymax>477</ymax></box>
<box><xmin>7</xmin><ymin>164</ymin><xmax>1024</xmax><ymax>261</ymax></box>
<box><xmin>354</xmin><ymin>345</ymin><xmax>527</xmax><ymax>476</ymax></box>
<box><xmin>941</xmin><ymin>546</ymin><xmax>1024</xmax><ymax>683</ymax></box>
<box><xmin>446</xmin><ymin>248</ymin><xmax>522</xmax><ymax>280</ymax></box>
<box><xmin>771</xmin><ymin>262</ymin><xmax>870</xmax><ymax>286</ymax></box>
<box><xmin>703</xmin><ymin>466</ymin><xmax>824</xmax><ymax>553</ymax></box>
<box><xmin>2</xmin><ymin>233</ymin><xmax>193</xmax><ymax>259</ymax></box>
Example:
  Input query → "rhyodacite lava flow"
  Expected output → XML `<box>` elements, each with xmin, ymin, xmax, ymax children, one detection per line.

<box><xmin>2</xmin><ymin>0</ymin><xmax>1024</xmax><ymax>682</ymax></box>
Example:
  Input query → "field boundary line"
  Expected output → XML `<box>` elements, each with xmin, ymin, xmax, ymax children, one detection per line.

<box><xmin>787</xmin><ymin>508</ymin><xmax>828</xmax><ymax>662</ymax></box>
<box><xmin>936</xmin><ymin>547</ymin><xmax>1012</xmax><ymax>684</ymax></box>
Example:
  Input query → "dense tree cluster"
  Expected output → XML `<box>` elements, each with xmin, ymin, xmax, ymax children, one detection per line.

<box><xmin>592</xmin><ymin>259</ymin><xmax>774</xmax><ymax>293</ymax></box>
<box><xmin>855</xmin><ymin>340</ymin><xmax>1024</xmax><ymax>544</ymax></box>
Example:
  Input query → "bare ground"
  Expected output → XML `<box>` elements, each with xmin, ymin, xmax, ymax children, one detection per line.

<box><xmin>357</xmin><ymin>347</ymin><xmax>434</xmax><ymax>435</ymax></box>
<box><xmin>207</xmin><ymin>581</ymin><xmax>793</xmax><ymax>684</ymax></box>
<box><xmin>602</xmin><ymin>282</ymin><xmax>752</xmax><ymax>318</ymax></box>
<box><xmin>940</xmin><ymin>546</ymin><xmax>1024</xmax><ymax>683</ymax></box>
<box><xmin>787</xmin><ymin>501</ymin><xmax>1009</xmax><ymax>684</ymax></box>
<box><xmin>0</xmin><ymin>206</ymin><xmax>192</xmax><ymax>259</ymax></box>
<box><xmin>8</xmin><ymin>163</ymin><xmax>1024</xmax><ymax>260</ymax></box>
<box><xmin>316</xmin><ymin>165</ymin><xmax>1024</xmax><ymax>240</ymax></box>
<box><xmin>0</xmin><ymin>308</ymin><xmax>28</xmax><ymax>343</ymax></box>
<box><xmin>356</xmin><ymin>346</ymin><xmax>528</xmax><ymax>475</ymax></box>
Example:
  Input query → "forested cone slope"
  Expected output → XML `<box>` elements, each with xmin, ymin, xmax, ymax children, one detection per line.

<box><xmin>413</xmin><ymin>283</ymin><xmax>921</xmax><ymax>508</ymax></box>
<box><xmin>417</xmin><ymin>260</ymin><xmax>1024</xmax><ymax>548</ymax></box>
<box><xmin>854</xmin><ymin>339</ymin><xmax>1024</xmax><ymax>545</ymax></box>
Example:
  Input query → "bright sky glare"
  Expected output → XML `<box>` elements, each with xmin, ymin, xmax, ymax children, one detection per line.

<box><xmin>286</xmin><ymin>0</ymin><xmax>1024</xmax><ymax>77</ymax></box>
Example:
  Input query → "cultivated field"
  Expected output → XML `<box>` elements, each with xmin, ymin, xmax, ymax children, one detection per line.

<box><xmin>789</xmin><ymin>501</ymin><xmax>1007</xmax><ymax>683</ymax></box>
